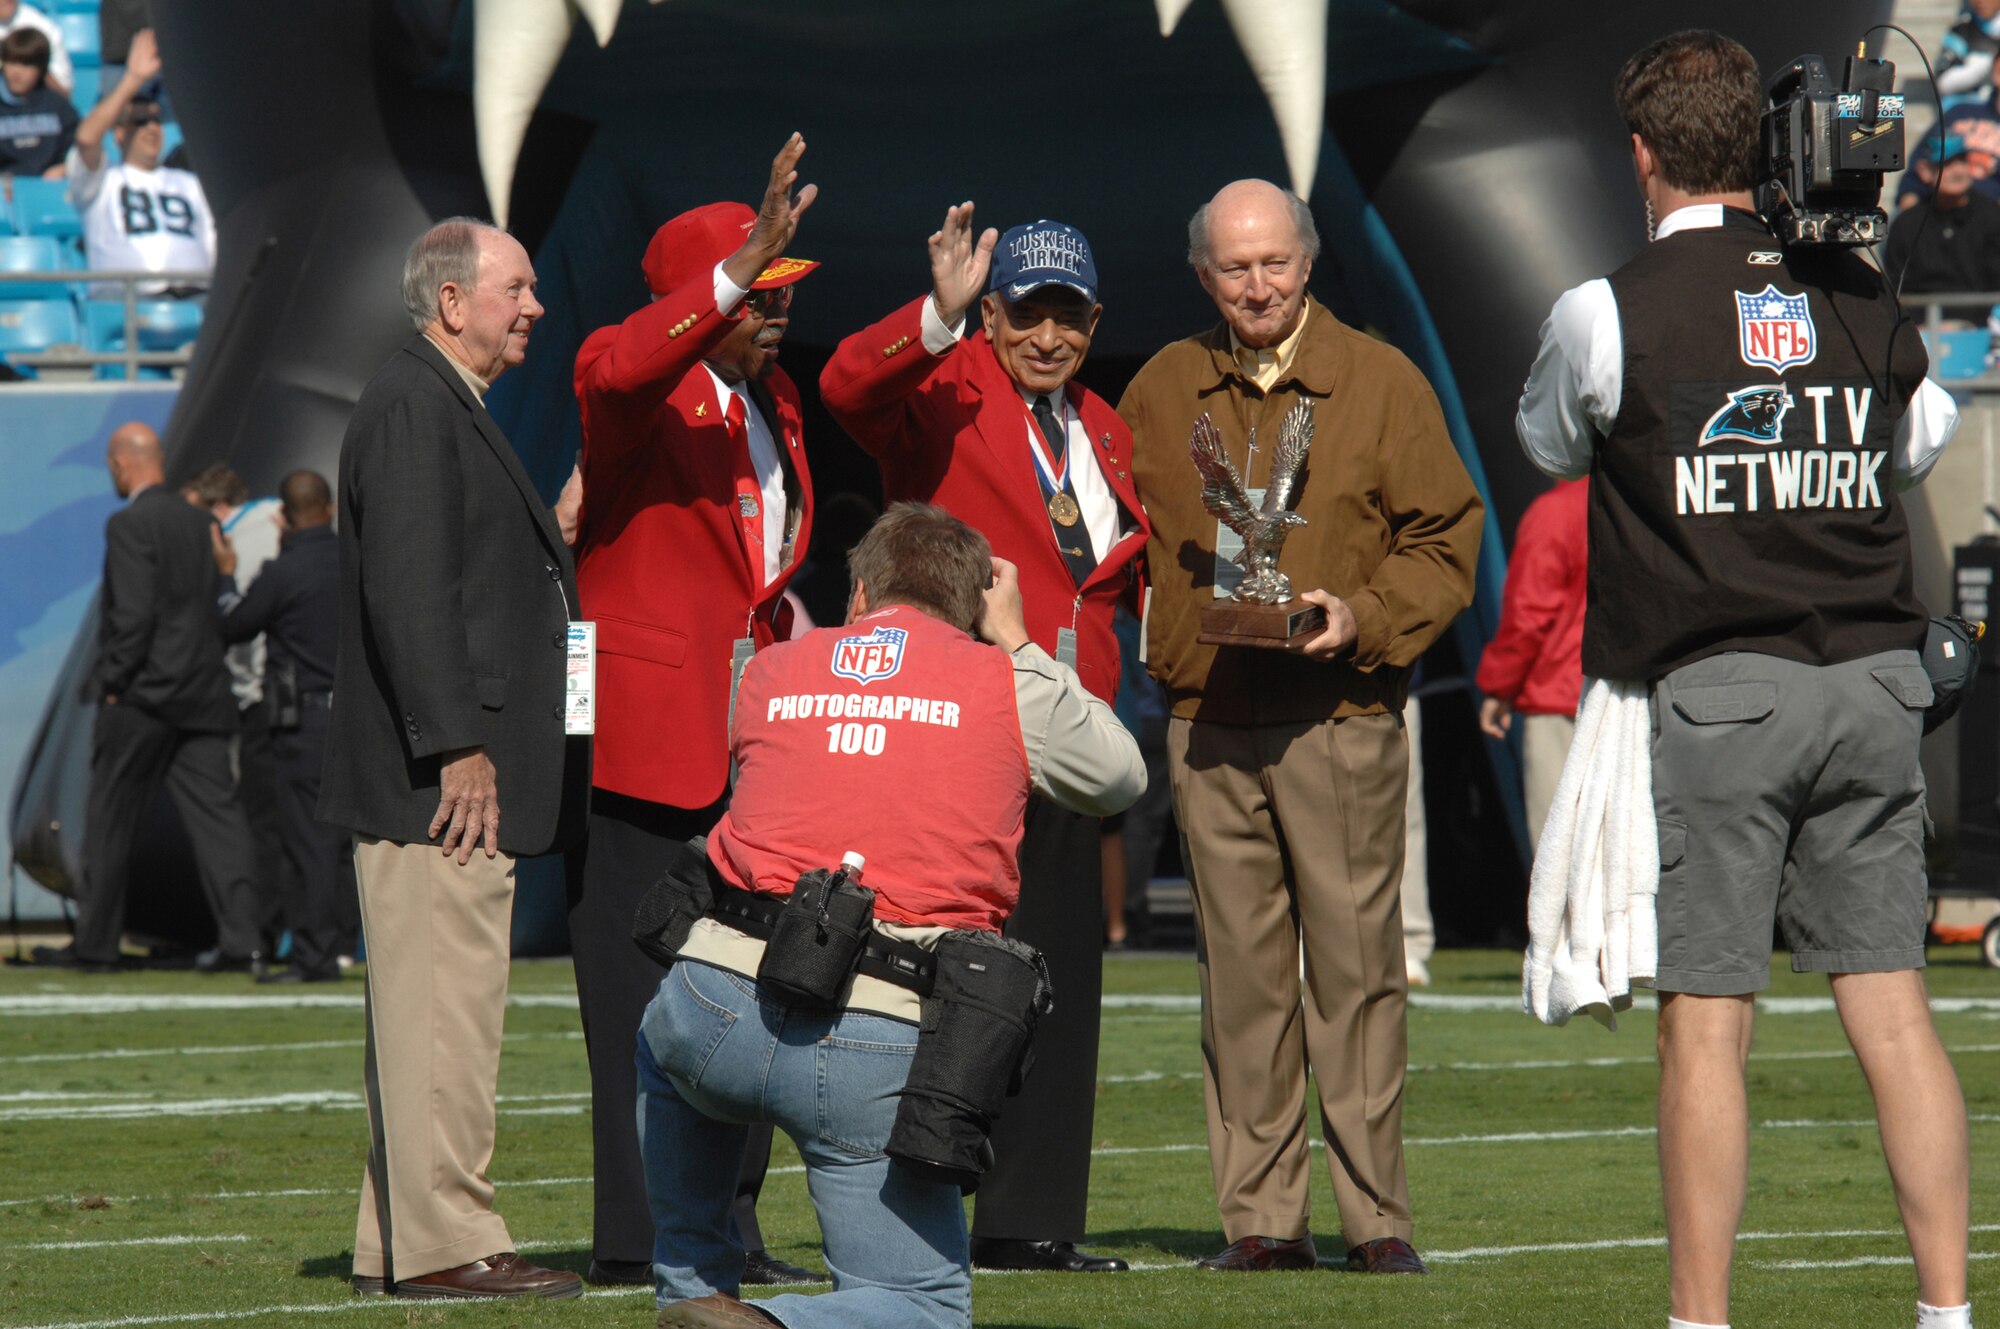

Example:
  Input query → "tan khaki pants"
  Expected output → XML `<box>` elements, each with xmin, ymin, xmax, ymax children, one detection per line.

<box><xmin>1521</xmin><ymin>711</ymin><xmax>1576</xmax><ymax>852</ymax></box>
<box><xmin>351</xmin><ymin>837</ymin><xmax>516</xmax><ymax>1281</ymax></box>
<box><xmin>1168</xmin><ymin>713</ymin><xmax>1414</xmax><ymax>1248</ymax></box>
<box><xmin>1400</xmin><ymin>700</ymin><xmax>1432</xmax><ymax>965</ymax></box>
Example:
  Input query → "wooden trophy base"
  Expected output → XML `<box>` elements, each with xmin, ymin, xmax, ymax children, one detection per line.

<box><xmin>1199</xmin><ymin>598</ymin><xmax>1327</xmax><ymax>650</ymax></box>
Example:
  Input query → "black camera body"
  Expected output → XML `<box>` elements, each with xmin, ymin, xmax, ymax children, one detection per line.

<box><xmin>1759</xmin><ymin>51</ymin><xmax>1905</xmax><ymax>247</ymax></box>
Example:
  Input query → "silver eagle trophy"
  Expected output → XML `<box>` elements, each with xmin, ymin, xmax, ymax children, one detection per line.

<box><xmin>1189</xmin><ymin>402</ymin><xmax>1326</xmax><ymax>648</ymax></box>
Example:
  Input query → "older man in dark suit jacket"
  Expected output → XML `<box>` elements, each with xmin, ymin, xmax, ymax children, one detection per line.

<box><xmin>319</xmin><ymin>217</ymin><xmax>589</xmax><ymax>1302</ymax></box>
<box><xmin>38</xmin><ymin>421</ymin><xmax>261</xmax><ymax>973</ymax></box>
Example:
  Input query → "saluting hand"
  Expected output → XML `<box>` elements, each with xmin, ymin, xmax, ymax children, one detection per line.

<box><xmin>722</xmin><ymin>133</ymin><xmax>818</xmax><ymax>292</ymax></box>
<box><xmin>929</xmin><ymin>201</ymin><xmax>999</xmax><ymax>332</ymax></box>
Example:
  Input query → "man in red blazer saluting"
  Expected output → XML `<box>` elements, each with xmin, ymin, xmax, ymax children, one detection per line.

<box><xmin>820</xmin><ymin>207</ymin><xmax>1149</xmax><ymax>1274</ymax></box>
<box><xmin>566</xmin><ymin>135</ymin><xmax>820</xmax><ymax>1290</ymax></box>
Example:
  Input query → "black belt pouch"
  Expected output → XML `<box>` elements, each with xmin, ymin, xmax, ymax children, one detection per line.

<box><xmin>888</xmin><ymin>930</ymin><xmax>1053</xmax><ymax>1193</ymax></box>
<box><xmin>630</xmin><ymin>836</ymin><xmax>720</xmax><ymax>968</ymax></box>
<box><xmin>756</xmin><ymin>868</ymin><xmax>876</xmax><ymax>1007</ymax></box>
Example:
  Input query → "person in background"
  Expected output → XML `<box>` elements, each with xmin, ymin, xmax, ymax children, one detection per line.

<box><xmin>0</xmin><ymin>0</ymin><xmax>70</xmax><ymax>98</ymax></box>
<box><xmin>0</xmin><ymin>27</ymin><xmax>76</xmax><ymax>179</ymax></box>
<box><xmin>215</xmin><ymin>470</ymin><xmax>344</xmax><ymax>983</ymax></box>
<box><xmin>34</xmin><ymin>422</ymin><xmax>261</xmax><ymax>973</ymax></box>
<box><xmin>1885</xmin><ymin>131</ymin><xmax>2000</xmax><ymax>324</ymax></box>
<box><xmin>67</xmin><ymin>30</ymin><xmax>215</xmax><ymax>300</ymax></box>
<box><xmin>185</xmin><ymin>464</ymin><xmax>286</xmax><ymax>962</ymax></box>
<box><xmin>1474</xmin><ymin>477</ymin><xmax>1588</xmax><ymax>852</ymax></box>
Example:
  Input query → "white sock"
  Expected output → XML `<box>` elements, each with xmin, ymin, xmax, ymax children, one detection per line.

<box><xmin>1668</xmin><ymin>1319</ymin><xmax>1728</xmax><ymax>1329</ymax></box>
<box><xmin>1917</xmin><ymin>1301</ymin><xmax>1972</xmax><ymax>1329</ymax></box>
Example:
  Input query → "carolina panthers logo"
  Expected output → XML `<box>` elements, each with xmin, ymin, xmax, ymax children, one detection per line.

<box><xmin>1699</xmin><ymin>385</ymin><xmax>1794</xmax><ymax>446</ymax></box>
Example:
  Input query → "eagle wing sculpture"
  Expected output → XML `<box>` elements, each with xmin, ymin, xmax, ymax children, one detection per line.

<box><xmin>1260</xmin><ymin>401</ymin><xmax>1314</xmax><ymax>516</ymax></box>
<box><xmin>1190</xmin><ymin>413</ymin><xmax>1258</xmax><ymax>532</ymax></box>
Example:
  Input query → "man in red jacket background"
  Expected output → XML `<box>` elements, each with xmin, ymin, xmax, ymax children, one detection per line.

<box><xmin>819</xmin><ymin>205</ymin><xmax>1148</xmax><ymax>1273</ymax></box>
<box><xmin>1474</xmin><ymin>476</ymin><xmax>1588</xmax><ymax>850</ymax></box>
<box><xmin>565</xmin><ymin>135</ymin><xmax>820</xmax><ymax>1288</ymax></box>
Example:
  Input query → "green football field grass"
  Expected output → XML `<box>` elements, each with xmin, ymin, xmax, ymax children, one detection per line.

<box><xmin>0</xmin><ymin>945</ymin><xmax>1993</xmax><ymax>1328</ymax></box>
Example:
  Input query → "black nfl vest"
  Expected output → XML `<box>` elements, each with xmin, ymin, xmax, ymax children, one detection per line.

<box><xmin>1585</xmin><ymin>213</ymin><xmax>1930</xmax><ymax>681</ymax></box>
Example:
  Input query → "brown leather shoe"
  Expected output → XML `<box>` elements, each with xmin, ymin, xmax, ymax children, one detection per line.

<box><xmin>391</xmin><ymin>1251</ymin><xmax>584</xmax><ymax>1299</ymax></box>
<box><xmin>1346</xmin><ymin>1236</ymin><xmax>1428</xmax><ymax>1274</ymax></box>
<box><xmin>1196</xmin><ymin>1234</ymin><xmax>1318</xmax><ymax>1271</ymax></box>
<box><xmin>657</xmin><ymin>1292</ymin><xmax>784</xmax><ymax>1328</ymax></box>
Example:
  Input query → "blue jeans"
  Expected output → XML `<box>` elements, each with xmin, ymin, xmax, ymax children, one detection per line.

<box><xmin>636</xmin><ymin>960</ymin><xmax>971</xmax><ymax>1329</ymax></box>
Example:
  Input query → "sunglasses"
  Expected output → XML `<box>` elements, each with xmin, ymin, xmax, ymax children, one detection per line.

<box><xmin>745</xmin><ymin>286</ymin><xmax>793</xmax><ymax>317</ymax></box>
<box><xmin>125</xmin><ymin>111</ymin><xmax>164</xmax><ymax>128</ymax></box>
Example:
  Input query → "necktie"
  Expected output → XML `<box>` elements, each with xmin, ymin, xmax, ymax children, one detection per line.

<box><xmin>1031</xmin><ymin>394</ymin><xmax>1096</xmax><ymax>587</ymax></box>
<box><xmin>722</xmin><ymin>392</ymin><xmax>766</xmax><ymax>581</ymax></box>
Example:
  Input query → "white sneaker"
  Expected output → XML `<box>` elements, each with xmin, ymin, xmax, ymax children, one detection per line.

<box><xmin>1406</xmin><ymin>957</ymin><xmax>1430</xmax><ymax>987</ymax></box>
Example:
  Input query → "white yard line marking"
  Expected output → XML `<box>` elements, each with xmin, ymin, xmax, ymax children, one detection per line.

<box><xmin>7</xmin><ymin>989</ymin><xmax>2000</xmax><ymax>1018</ymax></box>
<box><xmin>1760</xmin><ymin>1252</ymin><xmax>1998</xmax><ymax>1270</ymax></box>
<box><xmin>0</xmin><ymin>1091</ymin><xmax>362</xmax><ymax>1121</ymax></box>
<box><xmin>25</xmin><ymin>1234</ymin><xmax>255</xmax><ymax>1251</ymax></box>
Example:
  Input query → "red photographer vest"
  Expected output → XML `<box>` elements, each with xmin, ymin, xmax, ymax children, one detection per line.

<box><xmin>705</xmin><ymin>605</ymin><xmax>1031</xmax><ymax>932</ymax></box>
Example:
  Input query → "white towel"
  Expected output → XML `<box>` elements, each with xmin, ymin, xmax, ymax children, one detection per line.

<box><xmin>1521</xmin><ymin>677</ymin><xmax>1659</xmax><ymax>1029</ymax></box>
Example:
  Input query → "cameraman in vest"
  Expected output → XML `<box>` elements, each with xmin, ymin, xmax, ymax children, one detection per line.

<box><xmin>1517</xmin><ymin>31</ymin><xmax>1970</xmax><ymax>1329</ymax></box>
<box><xmin>636</xmin><ymin>502</ymin><xmax>1144</xmax><ymax>1329</ymax></box>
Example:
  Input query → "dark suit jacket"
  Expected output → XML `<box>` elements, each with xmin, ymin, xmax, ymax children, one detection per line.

<box><xmin>90</xmin><ymin>484</ymin><xmax>238</xmax><ymax>732</ymax></box>
<box><xmin>318</xmin><ymin>335</ymin><xmax>589</xmax><ymax>855</ymax></box>
<box><xmin>220</xmin><ymin>523</ymin><xmax>339</xmax><ymax>694</ymax></box>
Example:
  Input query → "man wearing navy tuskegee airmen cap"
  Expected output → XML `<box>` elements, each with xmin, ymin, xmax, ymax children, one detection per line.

<box><xmin>821</xmin><ymin>207</ymin><xmax>1152</xmax><ymax>1274</ymax></box>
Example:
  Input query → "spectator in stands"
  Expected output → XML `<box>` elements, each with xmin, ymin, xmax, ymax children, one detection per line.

<box><xmin>1886</xmin><ymin>132</ymin><xmax>2000</xmax><ymax>323</ymax></box>
<box><xmin>1899</xmin><ymin>98</ymin><xmax>2000</xmax><ymax>210</ymax></box>
<box><xmin>1939</xmin><ymin>1</ymin><xmax>2000</xmax><ymax>109</ymax></box>
<box><xmin>0</xmin><ymin>0</ymin><xmax>70</xmax><ymax>98</ymax></box>
<box><xmin>1474</xmin><ymin>477</ymin><xmax>1587</xmax><ymax>851</ymax></box>
<box><xmin>186</xmin><ymin>464</ymin><xmax>286</xmax><ymax>961</ymax></box>
<box><xmin>67</xmin><ymin>30</ymin><xmax>215</xmax><ymax>301</ymax></box>
<box><xmin>0</xmin><ymin>28</ymin><xmax>75</xmax><ymax>179</ymax></box>
<box><xmin>215</xmin><ymin>470</ymin><xmax>344</xmax><ymax>984</ymax></box>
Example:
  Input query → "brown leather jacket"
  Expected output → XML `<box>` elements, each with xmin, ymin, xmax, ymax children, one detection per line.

<box><xmin>1118</xmin><ymin>299</ymin><xmax>1483</xmax><ymax>725</ymax></box>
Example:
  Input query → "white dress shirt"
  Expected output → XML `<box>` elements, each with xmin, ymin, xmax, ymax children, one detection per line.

<box><xmin>1516</xmin><ymin>203</ymin><xmax>1958</xmax><ymax>489</ymax></box>
<box><xmin>709</xmin><ymin>263</ymin><xmax>788</xmax><ymax>586</ymax></box>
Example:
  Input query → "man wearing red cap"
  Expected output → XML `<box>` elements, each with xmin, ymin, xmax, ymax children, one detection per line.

<box><xmin>820</xmin><ymin>204</ymin><xmax>1148</xmax><ymax>1273</ymax></box>
<box><xmin>566</xmin><ymin>136</ymin><xmax>820</xmax><ymax>1288</ymax></box>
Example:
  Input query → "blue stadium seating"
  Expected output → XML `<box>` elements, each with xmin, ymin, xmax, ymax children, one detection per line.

<box><xmin>84</xmin><ymin>299</ymin><xmax>204</xmax><ymax>352</ymax></box>
<box><xmin>50</xmin><ymin>0</ymin><xmax>101</xmax><ymax>13</ymax></box>
<box><xmin>56</xmin><ymin>13</ymin><xmax>100</xmax><ymax>68</ymax></box>
<box><xmin>0</xmin><ymin>237</ymin><xmax>67</xmax><ymax>299</ymax></box>
<box><xmin>0</xmin><ymin>300</ymin><xmax>82</xmax><ymax>361</ymax></box>
<box><xmin>10</xmin><ymin>177</ymin><xmax>82</xmax><ymax>242</ymax></box>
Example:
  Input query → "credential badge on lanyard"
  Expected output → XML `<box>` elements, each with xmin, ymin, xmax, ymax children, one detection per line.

<box><xmin>564</xmin><ymin>622</ymin><xmax>596</xmax><ymax>735</ymax></box>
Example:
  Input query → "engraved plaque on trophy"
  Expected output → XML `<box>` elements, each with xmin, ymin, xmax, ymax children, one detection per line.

<box><xmin>1191</xmin><ymin>403</ymin><xmax>1326</xmax><ymax>650</ymax></box>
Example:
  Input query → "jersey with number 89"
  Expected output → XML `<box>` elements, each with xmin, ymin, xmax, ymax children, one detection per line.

<box><xmin>66</xmin><ymin>153</ymin><xmax>217</xmax><ymax>300</ymax></box>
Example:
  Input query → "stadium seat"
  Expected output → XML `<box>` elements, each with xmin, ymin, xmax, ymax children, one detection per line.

<box><xmin>0</xmin><ymin>300</ymin><xmax>83</xmax><ymax>360</ymax></box>
<box><xmin>56</xmin><ymin>13</ymin><xmax>100</xmax><ymax>68</ymax></box>
<box><xmin>0</xmin><ymin>237</ymin><xmax>67</xmax><ymax>299</ymax></box>
<box><xmin>10</xmin><ymin>177</ymin><xmax>82</xmax><ymax>242</ymax></box>
<box><xmin>50</xmin><ymin>0</ymin><xmax>101</xmax><ymax>12</ymax></box>
<box><xmin>84</xmin><ymin>298</ymin><xmax>204</xmax><ymax>352</ymax></box>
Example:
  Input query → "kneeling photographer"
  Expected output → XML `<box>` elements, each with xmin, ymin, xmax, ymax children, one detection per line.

<box><xmin>632</xmin><ymin>502</ymin><xmax>1144</xmax><ymax>1329</ymax></box>
<box><xmin>1516</xmin><ymin>28</ymin><xmax>1971</xmax><ymax>1329</ymax></box>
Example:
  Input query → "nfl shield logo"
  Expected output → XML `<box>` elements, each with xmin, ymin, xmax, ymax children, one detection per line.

<box><xmin>830</xmin><ymin>625</ymin><xmax>908</xmax><ymax>685</ymax></box>
<box><xmin>1734</xmin><ymin>284</ymin><xmax>1817</xmax><ymax>373</ymax></box>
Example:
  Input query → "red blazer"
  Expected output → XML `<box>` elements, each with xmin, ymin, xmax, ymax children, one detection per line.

<box><xmin>820</xmin><ymin>296</ymin><xmax>1148</xmax><ymax>702</ymax></box>
<box><xmin>1474</xmin><ymin>477</ymin><xmax>1587</xmax><ymax>717</ymax></box>
<box><xmin>573</xmin><ymin>281</ymin><xmax>814</xmax><ymax>810</ymax></box>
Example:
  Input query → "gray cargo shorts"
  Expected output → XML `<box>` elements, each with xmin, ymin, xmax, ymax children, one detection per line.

<box><xmin>1651</xmin><ymin>648</ymin><xmax>1932</xmax><ymax>995</ymax></box>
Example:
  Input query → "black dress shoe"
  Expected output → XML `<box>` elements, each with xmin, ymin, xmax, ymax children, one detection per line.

<box><xmin>1196</xmin><ymin>1234</ymin><xmax>1318</xmax><ymax>1271</ymax></box>
<box><xmin>586</xmin><ymin>1257</ymin><xmax>652</xmax><ymax>1286</ymax></box>
<box><xmin>27</xmin><ymin>944</ymin><xmax>119</xmax><ymax>974</ymax></box>
<box><xmin>969</xmin><ymin>1237</ymin><xmax>1129</xmax><ymax>1272</ymax></box>
<box><xmin>255</xmin><ymin>966</ymin><xmax>341</xmax><ymax>985</ymax></box>
<box><xmin>1346</xmin><ymin>1236</ymin><xmax>1427</xmax><ymax>1274</ymax></box>
<box><xmin>351</xmin><ymin>1274</ymin><xmax>387</xmax><ymax>1296</ymax></box>
<box><xmin>741</xmin><ymin>1248</ymin><xmax>822</xmax><ymax>1285</ymax></box>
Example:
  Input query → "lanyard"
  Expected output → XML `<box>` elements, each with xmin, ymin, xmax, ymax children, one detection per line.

<box><xmin>1019</xmin><ymin>393</ymin><xmax>1070</xmax><ymax>498</ymax></box>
